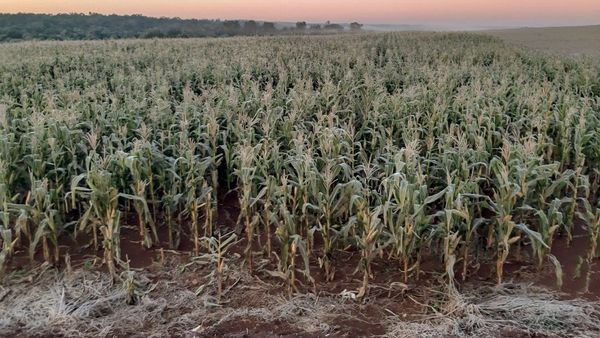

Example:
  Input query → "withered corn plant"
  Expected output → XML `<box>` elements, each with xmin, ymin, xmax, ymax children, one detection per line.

<box><xmin>0</xmin><ymin>32</ymin><xmax>598</xmax><ymax>296</ymax></box>
<box><xmin>200</xmin><ymin>232</ymin><xmax>238</xmax><ymax>303</ymax></box>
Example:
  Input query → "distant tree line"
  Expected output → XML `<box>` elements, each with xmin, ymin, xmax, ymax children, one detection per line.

<box><xmin>0</xmin><ymin>13</ymin><xmax>362</xmax><ymax>42</ymax></box>
<box><xmin>294</xmin><ymin>21</ymin><xmax>362</xmax><ymax>31</ymax></box>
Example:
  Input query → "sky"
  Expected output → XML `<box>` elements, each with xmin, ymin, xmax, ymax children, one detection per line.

<box><xmin>2</xmin><ymin>0</ymin><xmax>600</xmax><ymax>28</ymax></box>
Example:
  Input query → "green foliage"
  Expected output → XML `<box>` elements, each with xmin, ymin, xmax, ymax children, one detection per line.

<box><xmin>0</xmin><ymin>13</ymin><xmax>317</xmax><ymax>42</ymax></box>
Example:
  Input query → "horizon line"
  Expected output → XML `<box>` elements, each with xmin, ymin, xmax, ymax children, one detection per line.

<box><xmin>1</xmin><ymin>11</ymin><xmax>599</xmax><ymax>29</ymax></box>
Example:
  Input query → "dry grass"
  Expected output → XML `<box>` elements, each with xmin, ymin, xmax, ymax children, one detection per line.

<box><xmin>0</xmin><ymin>267</ymin><xmax>205</xmax><ymax>337</ymax></box>
<box><xmin>385</xmin><ymin>284</ymin><xmax>600</xmax><ymax>337</ymax></box>
<box><xmin>0</xmin><ymin>259</ymin><xmax>355</xmax><ymax>337</ymax></box>
<box><xmin>1</xmin><ymin>262</ymin><xmax>599</xmax><ymax>337</ymax></box>
<box><xmin>486</xmin><ymin>25</ymin><xmax>600</xmax><ymax>57</ymax></box>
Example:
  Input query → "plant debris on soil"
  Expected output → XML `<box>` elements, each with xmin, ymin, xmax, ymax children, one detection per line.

<box><xmin>1</xmin><ymin>243</ymin><xmax>600</xmax><ymax>337</ymax></box>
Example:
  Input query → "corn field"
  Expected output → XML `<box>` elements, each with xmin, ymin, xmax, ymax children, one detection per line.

<box><xmin>0</xmin><ymin>33</ymin><xmax>599</xmax><ymax>295</ymax></box>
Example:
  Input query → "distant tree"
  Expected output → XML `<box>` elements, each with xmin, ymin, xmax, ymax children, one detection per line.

<box><xmin>166</xmin><ymin>28</ymin><xmax>183</xmax><ymax>38</ymax></box>
<box><xmin>262</xmin><ymin>22</ymin><xmax>276</xmax><ymax>33</ymax></box>
<box><xmin>90</xmin><ymin>29</ymin><xmax>107</xmax><ymax>39</ymax></box>
<box><xmin>309</xmin><ymin>24</ymin><xmax>322</xmax><ymax>30</ymax></box>
<box><xmin>5</xmin><ymin>29</ymin><xmax>23</xmax><ymax>40</ymax></box>
<box><xmin>296</xmin><ymin>21</ymin><xmax>307</xmax><ymax>30</ymax></box>
<box><xmin>223</xmin><ymin>20</ymin><xmax>242</xmax><ymax>34</ymax></box>
<box><xmin>350</xmin><ymin>22</ymin><xmax>363</xmax><ymax>31</ymax></box>
<box><xmin>143</xmin><ymin>29</ymin><xmax>165</xmax><ymax>38</ymax></box>
<box><xmin>0</xmin><ymin>13</ymin><xmax>286</xmax><ymax>41</ymax></box>
<box><xmin>243</xmin><ymin>20</ymin><xmax>258</xmax><ymax>34</ymax></box>
<box><xmin>324</xmin><ymin>23</ymin><xmax>344</xmax><ymax>30</ymax></box>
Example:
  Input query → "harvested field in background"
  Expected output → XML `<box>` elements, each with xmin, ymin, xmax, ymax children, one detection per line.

<box><xmin>486</xmin><ymin>25</ymin><xmax>600</xmax><ymax>56</ymax></box>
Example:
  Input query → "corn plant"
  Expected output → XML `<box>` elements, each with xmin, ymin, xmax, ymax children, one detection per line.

<box><xmin>233</xmin><ymin>143</ymin><xmax>261</xmax><ymax>272</ymax></box>
<box><xmin>577</xmin><ymin>199</ymin><xmax>600</xmax><ymax>260</ymax></box>
<box><xmin>0</xmin><ymin>159</ymin><xmax>17</xmax><ymax>276</ymax></box>
<box><xmin>273</xmin><ymin>174</ymin><xmax>313</xmax><ymax>296</ymax></box>
<box><xmin>381</xmin><ymin>139</ymin><xmax>443</xmax><ymax>278</ymax></box>
<box><xmin>161</xmin><ymin>184</ymin><xmax>183</xmax><ymax>249</ymax></box>
<box><xmin>0</xmin><ymin>32</ymin><xmax>598</xmax><ymax>296</ymax></box>
<box><xmin>577</xmin><ymin>198</ymin><xmax>600</xmax><ymax>294</ymax></box>
<box><xmin>486</xmin><ymin>142</ymin><xmax>551</xmax><ymax>283</ymax></box>
<box><xmin>0</xmin><ymin>216</ymin><xmax>16</xmax><ymax>278</ymax></box>
<box><xmin>200</xmin><ymin>232</ymin><xmax>238</xmax><ymax>303</ymax></box>
<box><xmin>69</xmin><ymin>159</ymin><xmax>149</xmax><ymax>278</ymax></box>
<box><xmin>348</xmin><ymin>195</ymin><xmax>382</xmax><ymax>298</ymax></box>
<box><xmin>287</xmin><ymin>148</ymin><xmax>316</xmax><ymax>253</ymax></box>
<box><xmin>346</xmin><ymin>161</ymin><xmax>384</xmax><ymax>299</ymax></box>
<box><xmin>25</xmin><ymin>177</ymin><xmax>62</xmax><ymax>264</ymax></box>
<box><xmin>125</xmin><ymin>153</ymin><xmax>158</xmax><ymax>248</ymax></box>
<box><xmin>183</xmin><ymin>180</ymin><xmax>212</xmax><ymax>255</ymax></box>
<box><xmin>176</xmin><ymin>139</ymin><xmax>213</xmax><ymax>255</ymax></box>
<box><xmin>529</xmin><ymin>198</ymin><xmax>564</xmax><ymax>267</ymax></box>
<box><xmin>305</xmin><ymin>163</ymin><xmax>352</xmax><ymax>281</ymax></box>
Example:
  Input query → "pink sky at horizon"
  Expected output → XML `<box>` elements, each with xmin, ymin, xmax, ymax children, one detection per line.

<box><xmin>2</xmin><ymin>0</ymin><xmax>600</xmax><ymax>27</ymax></box>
